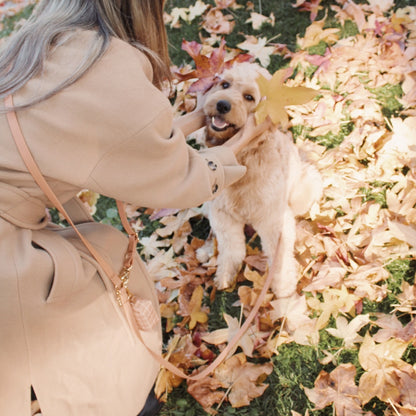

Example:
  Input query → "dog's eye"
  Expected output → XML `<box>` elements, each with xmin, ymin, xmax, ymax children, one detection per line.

<box><xmin>221</xmin><ymin>81</ymin><xmax>230</xmax><ymax>89</ymax></box>
<box><xmin>244</xmin><ymin>94</ymin><xmax>254</xmax><ymax>101</ymax></box>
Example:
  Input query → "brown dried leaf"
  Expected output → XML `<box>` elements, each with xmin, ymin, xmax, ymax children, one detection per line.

<box><xmin>214</xmin><ymin>353</ymin><xmax>273</xmax><ymax>408</ymax></box>
<box><xmin>202</xmin><ymin>8</ymin><xmax>235</xmax><ymax>34</ymax></box>
<box><xmin>373</xmin><ymin>314</ymin><xmax>416</xmax><ymax>343</ymax></box>
<box><xmin>304</xmin><ymin>363</ymin><xmax>363</xmax><ymax>416</ymax></box>
<box><xmin>358</xmin><ymin>333</ymin><xmax>410</xmax><ymax>404</ymax></box>
<box><xmin>187</xmin><ymin>372</ymin><xmax>224</xmax><ymax>413</ymax></box>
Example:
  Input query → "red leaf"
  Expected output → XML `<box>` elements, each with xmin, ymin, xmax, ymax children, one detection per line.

<box><xmin>175</xmin><ymin>39</ymin><xmax>253</xmax><ymax>93</ymax></box>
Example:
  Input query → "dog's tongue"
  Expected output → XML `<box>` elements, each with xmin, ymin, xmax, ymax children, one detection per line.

<box><xmin>212</xmin><ymin>116</ymin><xmax>229</xmax><ymax>129</ymax></box>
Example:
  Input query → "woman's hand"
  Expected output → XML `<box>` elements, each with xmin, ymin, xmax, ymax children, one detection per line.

<box><xmin>222</xmin><ymin>114</ymin><xmax>274</xmax><ymax>154</ymax></box>
<box><xmin>172</xmin><ymin>93</ymin><xmax>207</xmax><ymax>137</ymax></box>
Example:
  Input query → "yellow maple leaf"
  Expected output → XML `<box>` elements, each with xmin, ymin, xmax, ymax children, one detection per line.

<box><xmin>297</xmin><ymin>18</ymin><xmax>340</xmax><ymax>49</ymax></box>
<box><xmin>255</xmin><ymin>69</ymin><xmax>318</xmax><ymax>128</ymax></box>
<box><xmin>391</xmin><ymin>11</ymin><xmax>412</xmax><ymax>33</ymax></box>
<box><xmin>154</xmin><ymin>335</ymin><xmax>185</xmax><ymax>401</ymax></box>
<box><xmin>201</xmin><ymin>312</ymin><xmax>265</xmax><ymax>357</ymax></box>
<box><xmin>307</xmin><ymin>286</ymin><xmax>358</xmax><ymax>330</ymax></box>
<box><xmin>189</xmin><ymin>285</ymin><xmax>209</xmax><ymax>329</ymax></box>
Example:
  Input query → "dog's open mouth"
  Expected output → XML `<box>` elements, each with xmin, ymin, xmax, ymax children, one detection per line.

<box><xmin>211</xmin><ymin>115</ymin><xmax>234</xmax><ymax>132</ymax></box>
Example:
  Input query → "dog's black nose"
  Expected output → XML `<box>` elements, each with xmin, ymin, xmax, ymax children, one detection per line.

<box><xmin>216</xmin><ymin>100</ymin><xmax>231</xmax><ymax>114</ymax></box>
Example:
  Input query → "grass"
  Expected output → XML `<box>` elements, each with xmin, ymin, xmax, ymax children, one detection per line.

<box><xmin>165</xmin><ymin>0</ymin><xmax>312</xmax><ymax>74</ymax></box>
<box><xmin>0</xmin><ymin>4</ymin><xmax>35</xmax><ymax>37</ymax></box>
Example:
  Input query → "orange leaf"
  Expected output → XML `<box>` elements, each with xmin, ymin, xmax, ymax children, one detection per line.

<box><xmin>189</xmin><ymin>285</ymin><xmax>209</xmax><ymax>329</ymax></box>
<box><xmin>176</xmin><ymin>39</ymin><xmax>252</xmax><ymax>93</ymax></box>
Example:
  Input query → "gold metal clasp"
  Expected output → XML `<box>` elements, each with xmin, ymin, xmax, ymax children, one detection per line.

<box><xmin>115</xmin><ymin>264</ymin><xmax>133</xmax><ymax>306</ymax></box>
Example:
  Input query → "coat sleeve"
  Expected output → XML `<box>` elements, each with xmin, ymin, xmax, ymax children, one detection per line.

<box><xmin>85</xmin><ymin>105</ymin><xmax>246</xmax><ymax>209</ymax></box>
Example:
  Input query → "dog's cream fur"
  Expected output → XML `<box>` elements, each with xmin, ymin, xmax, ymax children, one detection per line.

<box><xmin>203</xmin><ymin>63</ymin><xmax>323</xmax><ymax>297</ymax></box>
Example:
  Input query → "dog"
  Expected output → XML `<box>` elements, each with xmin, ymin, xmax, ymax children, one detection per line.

<box><xmin>202</xmin><ymin>62</ymin><xmax>323</xmax><ymax>298</ymax></box>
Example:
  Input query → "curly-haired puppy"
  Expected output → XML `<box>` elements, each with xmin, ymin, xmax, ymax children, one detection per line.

<box><xmin>203</xmin><ymin>63</ymin><xmax>323</xmax><ymax>298</ymax></box>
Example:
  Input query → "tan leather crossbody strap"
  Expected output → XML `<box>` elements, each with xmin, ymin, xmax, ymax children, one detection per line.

<box><xmin>4</xmin><ymin>95</ymin><xmax>280</xmax><ymax>382</ymax></box>
<box><xmin>4</xmin><ymin>95</ymin><xmax>125</xmax><ymax>288</ymax></box>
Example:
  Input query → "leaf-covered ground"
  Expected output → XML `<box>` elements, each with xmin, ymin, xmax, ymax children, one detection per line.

<box><xmin>157</xmin><ymin>1</ymin><xmax>416</xmax><ymax>415</ymax></box>
<box><xmin>3</xmin><ymin>1</ymin><xmax>416</xmax><ymax>415</ymax></box>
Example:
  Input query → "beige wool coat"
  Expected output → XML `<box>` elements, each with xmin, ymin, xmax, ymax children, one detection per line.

<box><xmin>0</xmin><ymin>31</ymin><xmax>245</xmax><ymax>415</ymax></box>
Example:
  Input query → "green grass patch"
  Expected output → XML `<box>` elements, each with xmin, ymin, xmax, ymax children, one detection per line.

<box><xmin>0</xmin><ymin>4</ymin><xmax>35</xmax><ymax>38</ymax></box>
<box><xmin>207</xmin><ymin>289</ymin><xmax>241</xmax><ymax>332</ymax></box>
<box><xmin>359</xmin><ymin>181</ymin><xmax>395</xmax><ymax>208</ymax></box>
<box><xmin>385</xmin><ymin>258</ymin><xmax>416</xmax><ymax>293</ymax></box>
<box><xmin>293</xmin><ymin>118</ymin><xmax>354</xmax><ymax>148</ymax></box>
<box><xmin>363</xmin><ymin>258</ymin><xmax>416</xmax><ymax>315</ymax></box>
<box><xmin>368</xmin><ymin>83</ymin><xmax>404</xmax><ymax>119</ymax></box>
<box><xmin>165</xmin><ymin>0</ymin><xmax>312</xmax><ymax>73</ymax></box>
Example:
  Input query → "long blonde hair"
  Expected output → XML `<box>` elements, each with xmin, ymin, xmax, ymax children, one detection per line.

<box><xmin>0</xmin><ymin>0</ymin><xmax>171</xmax><ymax>110</ymax></box>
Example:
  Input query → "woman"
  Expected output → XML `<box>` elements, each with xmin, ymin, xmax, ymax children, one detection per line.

<box><xmin>0</xmin><ymin>1</ymin><xmax>269</xmax><ymax>415</ymax></box>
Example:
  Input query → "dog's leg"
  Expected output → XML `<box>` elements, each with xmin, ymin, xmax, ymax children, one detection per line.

<box><xmin>208</xmin><ymin>205</ymin><xmax>246</xmax><ymax>290</ymax></box>
<box><xmin>255</xmin><ymin>207</ymin><xmax>298</xmax><ymax>298</ymax></box>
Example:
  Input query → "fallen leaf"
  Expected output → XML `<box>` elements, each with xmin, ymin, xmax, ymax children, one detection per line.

<box><xmin>293</xmin><ymin>0</ymin><xmax>323</xmax><ymax>22</ymax></box>
<box><xmin>188</xmin><ymin>0</ymin><xmax>209</xmax><ymax>22</ymax></box>
<box><xmin>245</xmin><ymin>12</ymin><xmax>275</xmax><ymax>30</ymax></box>
<box><xmin>305</xmin><ymin>363</ymin><xmax>363</xmax><ymax>416</ymax></box>
<box><xmin>358</xmin><ymin>333</ymin><xmax>410</xmax><ymax>404</ymax></box>
<box><xmin>214</xmin><ymin>353</ymin><xmax>273</xmax><ymax>407</ymax></box>
<box><xmin>155</xmin><ymin>335</ymin><xmax>197</xmax><ymax>401</ymax></box>
<box><xmin>396</xmin><ymin>366</ymin><xmax>416</xmax><ymax>407</ymax></box>
<box><xmin>202</xmin><ymin>7</ymin><xmax>235</xmax><ymax>34</ymax></box>
<box><xmin>168</xmin><ymin>7</ymin><xmax>189</xmax><ymax>28</ymax></box>
<box><xmin>77</xmin><ymin>190</ymin><xmax>99</xmax><ymax>215</ymax></box>
<box><xmin>146</xmin><ymin>247</ymin><xmax>179</xmax><ymax>281</ymax></box>
<box><xmin>307</xmin><ymin>286</ymin><xmax>359</xmax><ymax>330</ymax></box>
<box><xmin>237</xmin><ymin>35</ymin><xmax>276</xmax><ymax>67</ymax></box>
<box><xmin>215</xmin><ymin>0</ymin><xmax>241</xmax><ymax>9</ymax></box>
<box><xmin>326</xmin><ymin>314</ymin><xmax>371</xmax><ymax>348</ymax></box>
<box><xmin>373</xmin><ymin>313</ymin><xmax>416</xmax><ymax>343</ymax></box>
<box><xmin>187</xmin><ymin>371</ymin><xmax>224</xmax><ymax>413</ymax></box>
<box><xmin>139</xmin><ymin>233</ymin><xmax>170</xmax><ymax>260</ymax></box>
<box><xmin>176</xmin><ymin>39</ymin><xmax>252</xmax><ymax>93</ymax></box>
<box><xmin>202</xmin><ymin>312</ymin><xmax>266</xmax><ymax>357</ymax></box>
<box><xmin>187</xmin><ymin>285</ymin><xmax>209</xmax><ymax>330</ymax></box>
<box><xmin>270</xmin><ymin>294</ymin><xmax>310</xmax><ymax>332</ymax></box>
<box><xmin>255</xmin><ymin>68</ymin><xmax>318</xmax><ymax>127</ymax></box>
<box><xmin>394</xmin><ymin>281</ymin><xmax>416</xmax><ymax>315</ymax></box>
<box><xmin>297</xmin><ymin>18</ymin><xmax>340</xmax><ymax>49</ymax></box>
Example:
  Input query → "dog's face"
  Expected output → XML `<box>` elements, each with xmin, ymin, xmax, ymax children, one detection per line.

<box><xmin>203</xmin><ymin>64</ymin><xmax>264</xmax><ymax>147</ymax></box>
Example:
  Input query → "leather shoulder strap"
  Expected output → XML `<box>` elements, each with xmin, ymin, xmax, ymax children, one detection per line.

<box><xmin>4</xmin><ymin>95</ymin><xmax>127</xmax><ymax>288</ymax></box>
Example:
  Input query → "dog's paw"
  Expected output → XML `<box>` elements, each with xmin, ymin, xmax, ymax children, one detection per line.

<box><xmin>214</xmin><ymin>259</ymin><xmax>242</xmax><ymax>290</ymax></box>
<box><xmin>213</xmin><ymin>274</ymin><xmax>234</xmax><ymax>290</ymax></box>
<box><xmin>271</xmin><ymin>277</ymin><xmax>298</xmax><ymax>299</ymax></box>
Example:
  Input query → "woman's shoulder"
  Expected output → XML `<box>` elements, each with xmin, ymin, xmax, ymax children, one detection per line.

<box><xmin>9</xmin><ymin>29</ymin><xmax>173</xmax><ymax>185</ymax></box>
<box><xmin>107</xmin><ymin>35</ymin><xmax>154</xmax><ymax>81</ymax></box>
<box><xmin>59</xmin><ymin>29</ymin><xmax>155</xmax><ymax>85</ymax></box>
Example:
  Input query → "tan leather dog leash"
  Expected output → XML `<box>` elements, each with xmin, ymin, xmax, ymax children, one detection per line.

<box><xmin>5</xmin><ymin>94</ymin><xmax>281</xmax><ymax>381</ymax></box>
